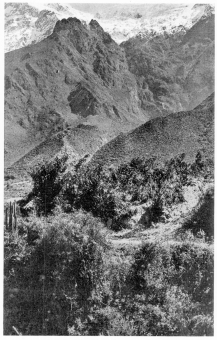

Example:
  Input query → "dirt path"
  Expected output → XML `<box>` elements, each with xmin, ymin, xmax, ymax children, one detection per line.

<box><xmin>108</xmin><ymin>181</ymin><xmax>214</xmax><ymax>248</ymax></box>
<box><xmin>4</xmin><ymin>180</ymin><xmax>31</xmax><ymax>187</ymax></box>
<box><xmin>108</xmin><ymin>221</ymin><xmax>181</xmax><ymax>246</ymax></box>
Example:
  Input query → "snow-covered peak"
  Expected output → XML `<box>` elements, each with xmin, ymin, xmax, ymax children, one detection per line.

<box><xmin>5</xmin><ymin>2</ymin><xmax>94</xmax><ymax>53</ymax></box>
<box><xmin>97</xmin><ymin>3</ymin><xmax>215</xmax><ymax>43</ymax></box>
<box><xmin>30</xmin><ymin>3</ymin><xmax>93</xmax><ymax>22</ymax></box>
<box><xmin>5</xmin><ymin>3</ymin><xmax>215</xmax><ymax>52</ymax></box>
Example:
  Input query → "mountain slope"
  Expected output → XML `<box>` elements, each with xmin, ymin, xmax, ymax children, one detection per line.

<box><xmin>91</xmin><ymin>93</ymin><xmax>214</xmax><ymax>167</ymax></box>
<box><xmin>5</xmin><ymin>17</ymin><xmax>146</xmax><ymax>169</ymax></box>
<box><xmin>121</xmin><ymin>12</ymin><xmax>214</xmax><ymax>116</ymax></box>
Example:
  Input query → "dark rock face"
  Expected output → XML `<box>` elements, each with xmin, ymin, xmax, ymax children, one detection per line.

<box><xmin>67</xmin><ymin>84</ymin><xmax>98</xmax><ymax>117</ymax></box>
<box><xmin>5</xmin><ymin>18</ymin><xmax>145</xmax><ymax>168</ymax></box>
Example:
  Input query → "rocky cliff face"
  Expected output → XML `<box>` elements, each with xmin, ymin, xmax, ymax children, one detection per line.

<box><xmin>121</xmin><ymin>11</ymin><xmax>214</xmax><ymax>116</ymax></box>
<box><xmin>5</xmin><ymin>17</ymin><xmax>145</xmax><ymax>169</ymax></box>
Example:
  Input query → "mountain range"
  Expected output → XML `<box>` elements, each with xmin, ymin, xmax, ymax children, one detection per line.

<box><xmin>4</xmin><ymin>3</ymin><xmax>215</xmax><ymax>179</ymax></box>
<box><xmin>5</xmin><ymin>3</ymin><xmax>214</xmax><ymax>51</ymax></box>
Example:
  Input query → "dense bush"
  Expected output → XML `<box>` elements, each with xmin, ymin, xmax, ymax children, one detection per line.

<box><xmin>27</xmin><ymin>151</ymin><xmax>209</xmax><ymax>230</ymax></box>
<box><xmin>124</xmin><ymin>241</ymin><xmax>214</xmax><ymax>335</ymax></box>
<box><xmin>58</xmin><ymin>152</ymin><xmax>208</xmax><ymax>230</ymax></box>
<box><xmin>4</xmin><ymin>212</ymin><xmax>108</xmax><ymax>335</ymax></box>
<box><xmin>68</xmin><ymin>237</ymin><xmax>214</xmax><ymax>336</ymax></box>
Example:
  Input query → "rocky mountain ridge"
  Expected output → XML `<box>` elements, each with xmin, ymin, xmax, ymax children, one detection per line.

<box><xmin>5</xmin><ymin>17</ymin><xmax>145</xmax><ymax>171</ymax></box>
<box><xmin>5</xmin><ymin>3</ymin><xmax>214</xmax><ymax>51</ymax></box>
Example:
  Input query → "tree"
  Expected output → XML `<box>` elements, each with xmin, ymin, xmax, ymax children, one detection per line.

<box><xmin>30</xmin><ymin>154</ymin><xmax>68</xmax><ymax>215</ymax></box>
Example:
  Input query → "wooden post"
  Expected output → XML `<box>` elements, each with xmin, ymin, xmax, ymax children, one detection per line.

<box><xmin>11</xmin><ymin>202</ymin><xmax>14</xmax><ymax>233</ymax></box>
<box><xmin>5</xmin><ymin>207</ymin><xmax>8</xmax><ymax>230</ymax></box>
<box><xmin>13</xmin><ymin>201</ymin><xmax>17</xmax><ymax>232</ymax></box>
<box><xmin>9</xmin><ymin>202</ymin><xmax>12</xmax><ymax>232</ymax></box>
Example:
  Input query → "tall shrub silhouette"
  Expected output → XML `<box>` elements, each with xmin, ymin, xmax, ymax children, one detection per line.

<box><xmin>30</xmin><ymin>154</ymin><xmax>68</xmax><ymax>215</ymax></box>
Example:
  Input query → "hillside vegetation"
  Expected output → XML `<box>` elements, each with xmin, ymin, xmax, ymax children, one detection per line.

<box><xmin>91</xmin><ymin>93</ymin><xmax>214</xmax><ymax>167</ymax></box>
<box><xmin>4</xmin><ymin>148</ymin><xmax>214</xmax><ymax>335</ymax></box>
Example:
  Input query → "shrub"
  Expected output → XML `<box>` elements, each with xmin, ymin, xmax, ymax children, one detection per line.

<box><xmin>181</xmin><ymin>187</ymin><xmax>214</xmax><ymax>240</ymax></box>
<box><xmin>60</xmin><ymin>166</ymin><xmax>120</xmax><ymax>226</ymax></box>
<box><xmin>4</xmin><ymin>174</ymin><xmax>15</xmax><ymax>181</ymax></box>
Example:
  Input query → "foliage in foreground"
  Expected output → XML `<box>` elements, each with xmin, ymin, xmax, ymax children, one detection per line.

<box><xmin>4</xmin><ymin>212</ymin><xmax>214</xmax><ymax>335</ymax></box>
<box><xmin>5</xmin><ymin>151</ymin><xmax>213</xmax><ymax>334</ymax></box>
<box><xmin>4</xmin><ymin>212</ymin><xmax>107</xmax><ymax>335</ymax></box>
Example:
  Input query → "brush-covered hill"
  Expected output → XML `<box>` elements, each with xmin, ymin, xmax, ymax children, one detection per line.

<box><xmin>5</xmin><ymin>17</ymin><xmax>147</xmax><ymax>170</ymax></box>
<box><xmin>91</xmin><ymin>93</ymin><xmax>214</xmax><ymax>168</ymax></box>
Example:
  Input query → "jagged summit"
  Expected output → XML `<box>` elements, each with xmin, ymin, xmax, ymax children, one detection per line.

<box><xmin>51</xmin><ymin>17</ymin><xmax>113</xmax><ymax>47</ymax></box>
<box><xmin>89</xmin><ymin>19</ymin><xmax>101</xmax><ymax>28</ymax></box>
<box><xmin>53</xmin><ymin>17</ymin><xmax>82</xmax><ymax>33</ymax></box>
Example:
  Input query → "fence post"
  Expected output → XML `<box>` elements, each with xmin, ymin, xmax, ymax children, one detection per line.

<box><xmin>9</xmin><ymin>202</ymin><xmax>12</xmax><ymax>232</ymax></box>
<box><xmin>5</xmin><ymin>207</ymin><xmax>8</xmax><ymax>230</ymax></box>
<box><xmin>13</xmin><ymin>201</ymin><xmax>17</xmax><ymax>232</ymax></box>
